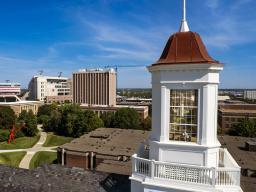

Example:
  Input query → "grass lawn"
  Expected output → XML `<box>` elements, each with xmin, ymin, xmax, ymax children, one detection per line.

<box><xmin>43</xmin><ymin>133</ymin><xmax>73</xmax><ymax>147</ymax></box>
<box><xmin>0</xmin><ymin>152</ymin><xmax>26</xmax><ymax>167</ymax></box>
<box><xmin>29</xmin><ymin>151</ymin><xmax>57</xmax><ymax>169</ymax></box>
<box><xmin>0</xmin><ymin>135</ymin><xmax>40</xmax><ymax>150</ymax></box>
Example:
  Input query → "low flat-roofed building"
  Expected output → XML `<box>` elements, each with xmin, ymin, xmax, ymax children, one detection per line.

<box><xmin>58</xmin><ymin>128</ymin><xmax>149</xmax><ymax>175</ymax></box>
<box><xmin>218</xmin><ymin>136</ymin><xmax>256</xmax><ymax>192</ymax></box>
<box><xmin>45</xmin><ymin>95</ymin><xmax>72</xmax><ymax>104</ymax></box>
<box><xmin>218</xmin><ymin>103</ymin><xmax>256</xmax><ymax>133</ymax></box>
<box><xmin>0</xmin><ymin>82</ymin><xmax>21</xmax><ymax>96</ymax></box>
<box><xmin>244</xmin><ymin>90</ymin><xmax>256</xmax><ymax>100</ymax></box>
<box><xmin>0</xmin><ymin>95</ymin><xmax>42</xmax><ymax>116</ymax></box>
<box><xmin>80</xmin><ymin>104</ymin><xmax>149</xmax><ymax>119</ymax></box>
<box><xmin>218</xmin><ymin>95</ymin><xmax>230</xmax><ymax>101</ymax></box>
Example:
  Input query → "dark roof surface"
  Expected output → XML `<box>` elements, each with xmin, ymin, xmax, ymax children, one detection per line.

<box><xmin>153</xmin><ymin>31</ymin><xmax>219</xmax><ymax>65</ymax></box>
<box><xmin>218</xmin><ymin>136</ymin><xmax>256</xmax><ymax>192</ymax></box>
<box><xmin>61</xmin><ymin>128</ymin><xmax>149</xmax><ymax>156</ymax></box>
<box><xmin>0</xmin><ymin>164</ymin><xmax>130</xmax><ymax>192</ymax></box>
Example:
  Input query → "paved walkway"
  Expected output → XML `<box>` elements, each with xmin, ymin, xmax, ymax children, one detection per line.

<box><xmin>0</xmin><ymin>125</ymin><xmax>57</xmax><ymax>169</ymax></box>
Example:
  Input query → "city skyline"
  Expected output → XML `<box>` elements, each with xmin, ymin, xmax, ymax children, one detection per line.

<box><xmin>0</xmin><ymin>0</ymin><xmax>255</xmax><ymax>88</ymax></box>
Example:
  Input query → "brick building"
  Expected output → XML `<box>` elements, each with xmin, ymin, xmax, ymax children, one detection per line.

<box><xmin>80</xmin><ymin>104</ymin><xmax>149</xmax><ymax>120</ymax></box>
<box><xmin>58</xmin><ymin>128</ymin><xmax>149</xmax><ymax>175</ymax></box>
<box><xmin>45</xmin><ymin>95</ymin><xmax>72</xmax><ymax>104</ymax></box>
<box><xmin>218</xmin><ymin>103</ymin><xmax>256</xmax><ymax>133</ymax></box>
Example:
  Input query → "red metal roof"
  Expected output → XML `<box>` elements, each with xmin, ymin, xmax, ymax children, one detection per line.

<box><xmin>153</xmin><ymin>31</ymin><xmax>219</xmax><ymax>65</ymax></box>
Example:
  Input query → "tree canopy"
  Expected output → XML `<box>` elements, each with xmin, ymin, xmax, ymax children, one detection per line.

<box><xmin>18</xmin><ymin>110</ymin><xmax>38</xmax><ymax>137</ymax></box>
<box><xmin>37</xmin><ymin>104</ymin><xmax>57</xmax><ymax>124</ymax></box>
<box><xmin>101</xmin><ymin>108</ymin><xmax>151</xmax><ymax>130</ymax></box>
<box><xmin>0</xmin><ymin>106</ymin><xmax>16</xmax><ymax>129</ymax></box>
<box><xmin>230</xmin><ymin>118</ymin><xmax>256</xmax><ymax>138</ymax></box>
<box><xmin>42</xmin><ymin>104</ymin><xmax>103</xmax><ymax>138</ymax></box>
<box><xmin>40</xmin><ymin>103</ymin><xmax>150</xmax><ymax>137</ymax></box>
<box><xmin>113</xmin><ymin>108</ymin><xmax>141</xmax><ymax>129</ymax></box>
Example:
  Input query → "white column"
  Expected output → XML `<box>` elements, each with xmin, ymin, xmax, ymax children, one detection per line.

<box><xmin>160</xmin><ymin>85</ymin><xmax>169</xmax><ymax>142</ymax></box>
<box><xmin>151</xmin><ymin>82</ymin><xmax>161</xmax><ymax>141</ymax></box>
<box><xmin>61</xmin><ymin>148</ymin><xmax>65</xmax><ymax>166</ymax></box>
<box><xmin>85</xmin><ymin>152</ymin><xmax>89</xmax><ymax>169</ymax></box>
<box><xmin>150</xmin><ymin>82</ymin><xmax>169</xmax><ymax>142</ymax></box>
<box><xmin>201</xmin><ymin>84</ymin><xmax>218</xmax><ymax>146</ymax></box>
<box><xmin>90</xmin><ymin>152</ymin><xmax>94</xmax><ymax>170</ymax></box>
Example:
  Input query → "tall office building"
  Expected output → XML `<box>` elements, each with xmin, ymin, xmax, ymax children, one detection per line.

<box><xmin>73</xmin><ymin>68</ymin><xmax>116</xmax><ymax>106</ymax></box>
<box><xmin>28</xmin><ymin>76</ymin><xmax>71</xmax><ymax>102</ymax></box>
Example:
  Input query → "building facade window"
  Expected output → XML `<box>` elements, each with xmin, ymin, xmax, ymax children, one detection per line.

<box><xmin>169</xmin><ymin>90</ymin><xmax>198</xmax><ymax>142</ymax></box>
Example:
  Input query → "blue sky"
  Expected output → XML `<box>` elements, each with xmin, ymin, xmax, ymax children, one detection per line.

<box><xmin>0</xmin><ymin>0</ymin><xmax>255</xmax><ymax>88</ymax></box>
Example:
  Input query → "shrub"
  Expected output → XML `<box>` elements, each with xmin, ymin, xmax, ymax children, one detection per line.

<box><xmin>0</xmin><ymin>129</ymin><xmax>10</xmax><ymax>142</ymax></box>
<box><xmin>230</xmin><ymin>118</ymin><xmax>256</xmax><ymax>137</ymax></box>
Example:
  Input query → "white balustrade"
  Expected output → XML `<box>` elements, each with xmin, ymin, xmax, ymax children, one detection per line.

<box><xmin>154</xmin><ymin>161</ymin><xmax>214</xmax><ymax>185</ymax></box>
<box><xmin>216</xmin><ymin>148</ymin><xmax>241</xmax><ymax>186</ymax></box>
<box><xmin>216</xmin><ymin>168</ymin><xmax>240</xmax><ymax>186</ymax></box>
<box><xmin>132</xmin><ymin>154</ymin><xmax>151</xmax><ymax>177</ymax></box>
<box><xmin>132</xmin><ymin>148</ymin><xmax>240</xmax><ymax>187</ymax></box>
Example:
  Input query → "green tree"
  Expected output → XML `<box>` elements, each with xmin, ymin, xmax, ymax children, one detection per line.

<box><xmin>83</xmin><ymin>110</ymin><xmax>103</xmax><ymax>133</ymax></box>
<box><xmin>57</xmin><ymin>105</ymin><xmax>103</xmax><ymax>137</ymax></box>
<box><xmin>141</xmin><ymin>116</ymin><xmax>151</xmax><ymax>131</ymax></box>
<box><xmin>42</xmin><ymin>104</ymin><xmax>105</xmax><ymax>137</ymax></box>
<box><xmin>37</xmin><ymin>115</ymin><xmax>49</xmax><ymax>125</ymax></box>
<box><xmin>37</xmin><ymin>104</ymin><xmax>55</xmax><ymax>117</ymax></box>
<box><xmin>230</xmin><ymin>118</ymin><xmax>256</xmax><ymax>137</ymax></box>
<box><xmin>58</xmin><ymin>105</ymin><xmax>81</xmax><ymax>136</ymax></box>
<box><xmin>101</xmin><ymin>112</ymin><xmax>115</xmax><ymax>128</ymax></box>
<box><xmin>113</xmin><ymin>108</ymin><xmax>141</xmax><ymax>129</ymax></box>
<box><xmin>18</xmin><ymin>110</ymin><xmax>38</xmax><ymax>136</ymax></box>
<box><xmin>43</xmin><ymin>109</ymin><xmax>61</xmax><ymax>132</ymax></box>
<box><xmin>18</xmin><ymin>110</ymin><xmax>29</xmax><ymax>121</ymax></box>
<box><xmin>37</xmin><ymin>104</ymin><xmax>57</xmax><ymax>124</ymax></box>
<box><xmin>0</xmin><ymin>106</ymin><xmax>16</xmax><ymax>129</ymax></box>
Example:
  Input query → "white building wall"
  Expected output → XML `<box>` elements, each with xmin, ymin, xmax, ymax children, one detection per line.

<box><xmin>28</xmin><ymin>76</ymin><xmax>71</xmax><ymax>102</ymax></box>
<box><xmin>244</xmin><ymin>90</ymin><xmax>256</xmax><ymax>100</ymax></box>
<box><xmin>148</xmin><ymin>64</ymin><xmax>223</xmax><ymax>167</ymax></box>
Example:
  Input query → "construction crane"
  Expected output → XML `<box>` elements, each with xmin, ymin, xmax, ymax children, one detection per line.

<box><xmin>104</xmin><ymin>64</ymin><xmax>147</xmax><ymax>90</ymax></box>
<box><xmin>104</xmin><ymin>64</ymin><xmax>147</xmax><ymax>73</ymax></box>
<box><xmin>38</xmin><ymin>70</ymin><xmax>44</xmax><ymax>76</ymax></box>
<box><xmin>58</xmin><ymin>72</ymin><xmax>62</xmax><ymax>77</ymax></box>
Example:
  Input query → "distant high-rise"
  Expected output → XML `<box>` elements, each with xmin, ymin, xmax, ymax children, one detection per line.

<box><xmin>244</xmin><ymin>90</ymin><xmax>256</xmax><ymax>100</ymax></box>
<box><xmin>73</xmin><ymin>68</ymin><xmax>116</xmax><ymax>106</ymax></box>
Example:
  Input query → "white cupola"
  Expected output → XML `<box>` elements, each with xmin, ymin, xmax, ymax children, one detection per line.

<box><xmin>130</xmin><ymin>1</ymin><xmax>242</xmax><ymax>191</ymax></box>
<box><xmin>148</xmin><ymin>30</ymin><xmax>223</xmax><ymax>167</ymax></box>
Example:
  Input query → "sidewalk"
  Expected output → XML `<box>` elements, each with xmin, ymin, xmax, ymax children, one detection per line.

<box><xmin>0</xmin><ymin>125</ymin><xmax>57</xmax><ymax>169</ymax></box>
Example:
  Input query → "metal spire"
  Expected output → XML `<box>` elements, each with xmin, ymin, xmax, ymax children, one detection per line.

<box><xmin>179</xmin><ymin>0</ymin><xmax>190</xmax><ymax>32</ymax></box>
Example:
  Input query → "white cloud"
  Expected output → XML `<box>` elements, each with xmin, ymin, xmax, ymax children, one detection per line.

<box><xmin>202</xmin><ymin>3</ymin><xmax>256</xmax><ymax>49</ymax></box>
<box><xmin>205</xmin><ymin>0</ymin><xmax>220</xmax><ymax>9</ymax></box>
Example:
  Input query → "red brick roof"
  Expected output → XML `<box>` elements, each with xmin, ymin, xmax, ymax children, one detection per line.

<box><xmin>153</xmin><ymin>31</ymin><xmax>219</xmax><ymax>65</ymax></box>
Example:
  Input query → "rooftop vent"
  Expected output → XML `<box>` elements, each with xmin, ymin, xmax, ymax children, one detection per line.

<box><xmin>90</xmin><ymin>133</ymin><xmax>110</xmax><ymax>139</ymax></box>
